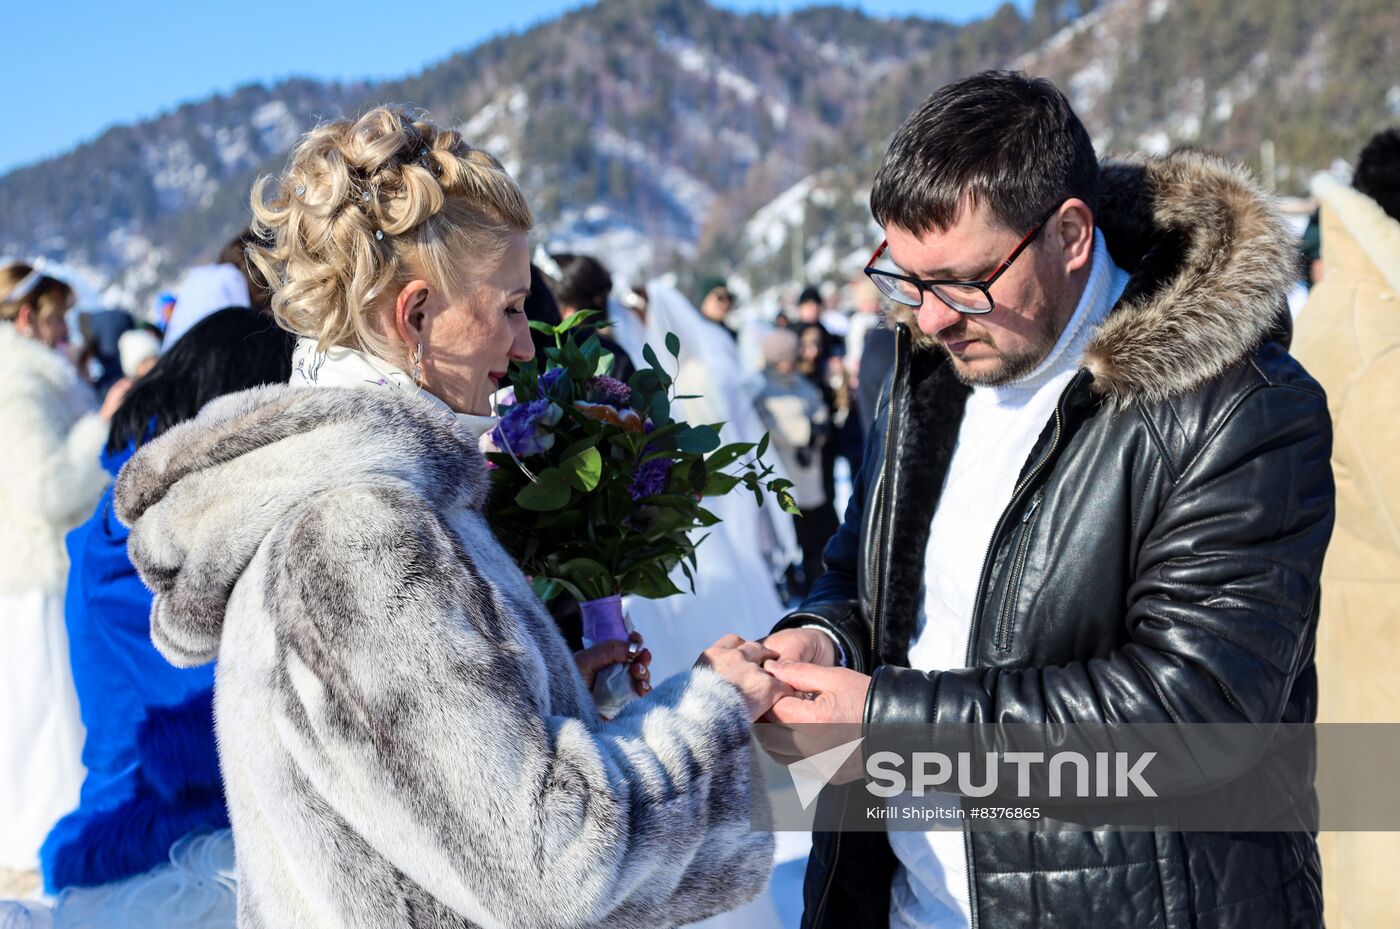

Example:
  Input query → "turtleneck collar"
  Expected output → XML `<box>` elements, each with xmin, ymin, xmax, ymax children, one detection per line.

<box><xmin>289</xmin><ymin>337</ymin><xmax>497</xmax><ymax>439</ymax></box>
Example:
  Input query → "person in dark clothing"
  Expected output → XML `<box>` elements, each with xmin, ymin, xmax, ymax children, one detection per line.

<box><xmin>77</xmin><ymin>309</ymin><xmax>135</xmax><ymax>397</ymax></box>
<box><xmin>762</xmin><ymin>71</ymin><xmax>1332</xmax><ymax>929</ymax></box>
<box><xmin>535</xmin><ymin>253</ymin><xmax>636</xmax><ymax>381</ymax></box>
<box><xmin>855</xmin><ymin>324</ymin><xmax>896</xmax><ymax>432</ymax></box>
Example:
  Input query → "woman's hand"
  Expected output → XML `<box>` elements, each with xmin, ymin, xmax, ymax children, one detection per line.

<box><xmin>575</xmin><ymin>631</ymin><xmax>653</xmax><ymax>696</ymax></box>
<box><xmin>696</xmin><ymin>634</ymin><xmax>794</xmax><ymax>722</ymax></box>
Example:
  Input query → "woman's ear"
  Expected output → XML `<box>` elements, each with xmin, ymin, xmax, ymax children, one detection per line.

<box><xmin>393</xmin><ymin>281</ymin><xmax>432</xmax><ymax>348</ymax></box>
<box><xmin>15</xmin><ymin>303</ymin><xmax>36</xmax><ymax>336</ymax></box>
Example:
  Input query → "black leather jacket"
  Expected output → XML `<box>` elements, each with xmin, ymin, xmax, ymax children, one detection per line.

<box><xmin>772</xmin><ymin>152</ymin><xmax>1335</xmax><ymax>928</ymax></box>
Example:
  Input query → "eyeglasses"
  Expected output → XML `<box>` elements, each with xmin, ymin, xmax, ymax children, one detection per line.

<box><xmin>864</xmin><ymin>208</ymin><xmax>1056</xmax><ymax>315</ymax></box>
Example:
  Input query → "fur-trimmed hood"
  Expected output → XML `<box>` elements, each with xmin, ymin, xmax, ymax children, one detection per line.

<box><xmin>890</xmin><ymin>151</ymin><xmax>1295</xmax><ymax>407</ymax></box>
<box><xmin>115</xmin><ymin>384</ymin><xmax>487</xmax><ymax>665</ymax></box>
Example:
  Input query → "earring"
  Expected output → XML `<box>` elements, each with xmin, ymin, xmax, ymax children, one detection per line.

<box><xmin>411</xmin><ymin>341</ymin><xmax>424</xmax><ymax>384</ymax></box>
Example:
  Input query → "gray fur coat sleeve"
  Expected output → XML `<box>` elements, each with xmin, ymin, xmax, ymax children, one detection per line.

<box><xmin>267</xmin><ymin>481</ymin><xmax>772</xmax><ymax>927</ymax></box>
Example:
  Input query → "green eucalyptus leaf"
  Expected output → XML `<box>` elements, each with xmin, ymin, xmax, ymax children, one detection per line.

<box><xmin>665</xmin><ymin>331</ymin><xmax>681</xmax><ymax>358</ymax></box>
<box><xmin>703</xmin><ymin>471</ymin><xmax>742</xmax><ymax>496</ymax></box>
<box><xmin>562</xmin><ymin>447</ymin><xmax>603</xmax><ymax>491</ymax></box>
<box><xmin>558</xmin><ymin>556</ymin><xmax>615</xmax><ymax>601</ymax></box>
<box><xmin>531</xmin><ymin>576</ymin><xmax>564</xmax><ymax>602</ymax></box>
<box><xmin>705</xmin><ymin>442</ymin><xmax>754</xmax><ymax>471</ymax></box>
<box><xmin>676</xmin><ymin>424</ymin><xmax>721</xmax><ymax>454</ymax></box>
<box><xmin>516</xmin><ymin>471</ymin><xmax>572</xmax><ymax>511</ymax></box>
<box><xmin>559</xmin><ymin>433</ymin><xmax>602</xmax><ymax>462</ymax></box>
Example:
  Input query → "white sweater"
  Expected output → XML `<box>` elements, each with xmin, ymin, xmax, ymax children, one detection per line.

<box><xmin>0</xmin><ymin>322</ymin><xmax>110</xmax><ymax>595</ymax></box>
<box><xmin>889</xmin><ymin>232</ymin><xmax>1129</xmax><ymax>928</ymax></box>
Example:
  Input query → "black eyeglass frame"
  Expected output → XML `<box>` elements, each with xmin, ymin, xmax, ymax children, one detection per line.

<box><xmin>863</xmin><ymin>206</ymin><xmax>1059</xmax><ymax>315</ymax></box>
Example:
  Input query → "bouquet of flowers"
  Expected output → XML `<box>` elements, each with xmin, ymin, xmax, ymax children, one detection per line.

<box><xmin>482</xmin><ymin>311</ymin><xmax>797</xmax><ymax>714</ymax></box>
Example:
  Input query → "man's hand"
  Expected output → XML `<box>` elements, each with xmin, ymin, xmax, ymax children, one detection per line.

<box><xmin>697</xmin><ymin>634</ymin><xmax>795</xmax><ymax>721</ymax></box>
<box><xmin>761</xmin><ymin>627</ymin><xmax>837</xmax><ymax>668</ymax></box>
<box><xmin>763</xmin><ymin>660</ymin><xmax>870</xmax><ymax>726</ymax></box>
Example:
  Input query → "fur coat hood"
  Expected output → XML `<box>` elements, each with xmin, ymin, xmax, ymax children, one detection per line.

<box><xmin>887</xmin><ymin>150</ymin><xmax>1296</xmax><ymax>408</ymax></box>
<box><xmin>0</xmin><ymin>321</ymin><xmax>110</xmax><ymax>594</ymax></box>
<box><xmin>116</xmin><ymin>384</ymin><xmax>489</xmax><ymax>665</ymax></box>
<box><xmin>116</xmin><ymin>384</ymin><xmax>772</xmax><ymax>928</ymax></box>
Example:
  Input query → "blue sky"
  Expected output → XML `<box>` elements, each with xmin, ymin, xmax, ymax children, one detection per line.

<box><xmin>0</xmin><ymin>0</ymin><xmax>1023</xmax><ymax>175</ymax></box>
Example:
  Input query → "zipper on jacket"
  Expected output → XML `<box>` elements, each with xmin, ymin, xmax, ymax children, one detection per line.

<box><xmin>993</xmin><ymin>490</ymin><xmax>1044</xmax><ymax>653</ymax></box>
<box><xmin>963</xmin><ymin>377</ymin><xmax>1076</xmax><ymax>668</ymax></box>
<box><xmin>812</xmin><ymin>327</ymin><xmax>905</xmax><ymax>929</ymax></box>
<box><xmin>957</xmin><ymin>371</ymin><xmax>1083</xmax><ymax>929</ymax></box>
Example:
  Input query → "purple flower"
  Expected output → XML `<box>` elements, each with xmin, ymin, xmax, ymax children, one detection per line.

<box><xmin>538</xmin><ymin>367</ymin><xmax>568</xmax><ymax>397</ymax></box>
<box><xmin>585</xmin><ymin>374</ymin><xmax>632</xmax><ymax>408</ymax></box>
<box><xmin>489</xmin><ymin>399</ymin><xmax>561</xmax><ymax>457</ymax></box>
<box><xmin>628</xmin><ymin>455</ymin><xmax>672</xmax><ymax>500</ymax></box>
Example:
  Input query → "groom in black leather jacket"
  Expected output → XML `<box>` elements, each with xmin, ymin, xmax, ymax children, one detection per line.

<box><xmin>763</xmin><ymin>71</ymin><xmax>1333</xmax><ymax>928</ymax></box>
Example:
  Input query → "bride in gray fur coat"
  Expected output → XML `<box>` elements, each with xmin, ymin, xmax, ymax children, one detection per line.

<box><xmin>115</xmin><ymin>107</ymin><xmax>787</xmax><ymax>928</ymax></box>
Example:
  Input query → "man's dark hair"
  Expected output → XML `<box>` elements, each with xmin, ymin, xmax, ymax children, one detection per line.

<box><xmin>871</xmin><ymin>70</ymin><xmax>1099</xmax><ymax>236</ymax></box>
<box><xmin>1353</xmin><ymin>127</ymin><xmax>1400</xmax><ymax>222</ymax></box>
<box><xmin>548</xmin><ymin>253</ymin><xmax>613</xmax><ymax>313</ymax></box>
<box><xmin>797</xmin><ymin>286</ymin><xmax>822</xmax><ymax>306</ymax></box>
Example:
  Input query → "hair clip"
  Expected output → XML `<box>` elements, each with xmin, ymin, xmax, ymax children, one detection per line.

<box><xmin>374</xmin><ymin>230</ymin><xmax>384</xmax><ymax>241</ymax></box>
<box><xmin>362</xmin><ymin>190</ymin><xmax>372</xmax><ymax>202</ymax></box>
<box><xmin>294</xmin><ymin>185</ymin><xmax>306</xmax><ymax>197</ymax></box>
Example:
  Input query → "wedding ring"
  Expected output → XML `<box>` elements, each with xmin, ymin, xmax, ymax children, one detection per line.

<box><xmin>627</xmin><ymin>641</ymin><xmax>641</xmax><ymax>659</ymax></box>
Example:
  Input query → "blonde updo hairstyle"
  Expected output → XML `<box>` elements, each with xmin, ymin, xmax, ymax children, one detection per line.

<box><xmin>0</xmin><ymin>263</ymin><xmax>76</xmax><ymax>324</ymax></box>
<box><xmin>249</xmin><ymin>106</ymin><xmax>533</xmax><ymax>363</ymax></box>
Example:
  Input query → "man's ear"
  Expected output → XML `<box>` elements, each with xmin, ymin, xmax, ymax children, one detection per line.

<box><xmin>1055</xmin><ymin>199</ymin><xmax>1095</xmax><ymax>274</ymax></box>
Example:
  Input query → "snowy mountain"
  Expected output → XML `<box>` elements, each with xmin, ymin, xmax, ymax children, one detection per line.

<box><xmin>0</xmin><ymin>0</ymin><xmax>1394</xmax><ymax>313</ymax></box>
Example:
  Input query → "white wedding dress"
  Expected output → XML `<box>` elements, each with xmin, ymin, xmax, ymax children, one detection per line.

<box><xmin>610</xmin><ymin>281</ymin><xmax>803</xmax><ymax>929</ymax></box>
<box><xmin>608</xmin><ymin>280</ymin><xmax>797</xmax><ymax>682</ymax></box>
<box><xmin>0</xmin><ymin>831</ymin><xmax>236</xmax><ymax>929</ymax></box>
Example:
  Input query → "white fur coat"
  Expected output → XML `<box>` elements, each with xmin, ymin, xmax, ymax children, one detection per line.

<box><xmin>0</xmin><ymin>321</ymin><xmax>110</xmax><ymax>595</ymax></box>
<box><xmin>116</xmin><ymin>384</ymin><xmax>773</xmax><ymax>928</ymax></box>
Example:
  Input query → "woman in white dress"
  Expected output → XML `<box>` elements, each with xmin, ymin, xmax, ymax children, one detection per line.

<box><xmin>0</xmin><ymin>264</ymin><xmax>119</xmax><ymax>894</ymax></box>
<box><xmin>612</xmin><ymin>280</ymin><xmax>803</xmax><ymax>929</ymax></box>
<box><xmin>609</xmin><ymin>280</ymin><xmax>798</xmax><ymax>682</ymax></box>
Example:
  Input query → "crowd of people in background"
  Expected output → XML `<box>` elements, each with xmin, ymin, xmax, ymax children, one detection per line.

<box><xmin>0</xmin><ymin>82</ymin><xmax>1396</xmax><ymax>929</ymax></box>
